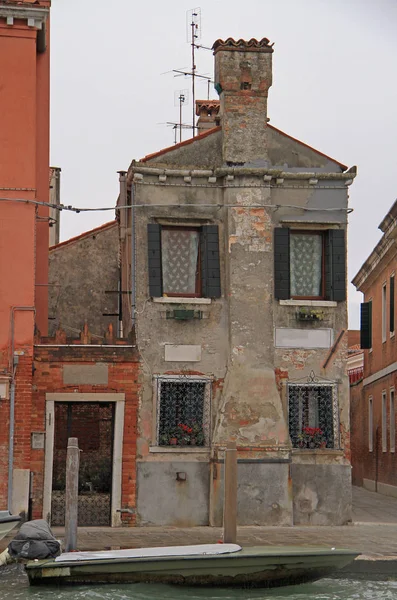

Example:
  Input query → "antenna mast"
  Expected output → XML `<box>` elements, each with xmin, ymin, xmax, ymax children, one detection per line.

<box><xmin>187</xmin><ymin>8</ymin><xmax>201</xmax><ymax>137</ymax></box>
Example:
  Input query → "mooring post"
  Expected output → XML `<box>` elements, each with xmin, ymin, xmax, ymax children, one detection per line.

<box><xmin>65</xmin><ymin>437</ymin><xmax>79</xmax><ymax>552</ymax></box>
<box><xmin>223</xmin><ymin>440</ymin><xmax>237</xmax><ymax>544</ymax></box>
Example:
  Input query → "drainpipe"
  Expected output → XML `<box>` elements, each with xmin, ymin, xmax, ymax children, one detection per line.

<box><xmin>118</xmin><ymin>171</ymin><xmax>128</xmax><ymax>337</ymax></box>
<box><xmin>8</xmin><ymin>306</ymin><xmax>35</xmax><ymax>513</ymax></box>
<box><xmin>130</xmin><ymin>182</ymin><xmax>136</xmax><ymax>331</ymax></box>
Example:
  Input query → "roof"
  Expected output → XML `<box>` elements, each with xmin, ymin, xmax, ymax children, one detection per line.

<box><xmin>139</xmin><ymin>122</ymin><xmax>347</xmax><ymax>171</ymax></box>
<box><xmin>49</xmin><ymin>220</ymin><xmax>117</xmax><ymax>252</ymax></box>
<box><xmin>140</xmin><ymin>126</ymin><xmax>221</xmax><ymax>163</ymax></box>
<box><xmin>267</xmin><ymin>124</ymin><xmax>347</xmax><ymax>171</ymax></box>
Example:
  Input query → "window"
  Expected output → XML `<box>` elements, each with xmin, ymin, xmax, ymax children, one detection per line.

<box><xmin>390</xmin><ymin>275</ymin><xmax>395</xmax><ymax>336</ymax></box>
<box><xmin>360</xmin><ymin>300</ymin><xmax>372</xmax><ymax>350</ymax></box>
<box><xmin>382</xmin><ymin>284</ymin><xmax>387</xmax><ymax>343</ymax></box>
<box><xmin>156</xmin><ymin>377</ymin><xmax>211</xmax><ymax>447</ymax></box>
<box><xmin>369</xmin><ymin>396</ymin><xmax>373</xmax><ymax>452</ymax></box>
<box><xmin>382</xmin><ymin>391</ymin><xmax>387</xmax><ymax>452</ymax></box>
<box><xmin>274</xmin><ymin>228</ymin><xmax>346</xmax><ymax>301</ymax></box>
<box><xmin>290</xmin><ymin>232</ymin><xmax>324</xmax><ymax>298</ymax></box>
<box><xmin>390</xmin><ymin>389</ymin><xmax>395</xmax><ymax>453</ymax></box>
<box><xmin>288</xmin><ymin>381</ymin><xmax>339</xmax><ymax>449</ymax></box>
<box><xmin>148</xmin><ymin>224</ymin><xmax>221</xmax><ymax>299</ymax></box>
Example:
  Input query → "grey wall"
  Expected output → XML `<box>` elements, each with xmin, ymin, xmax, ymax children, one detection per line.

<box><xmin>137</xmin><ymin>461</ymin><xmax>210</xmax><ymax>526</ymax></box>
<box><xmin>48</xmin><ymin>222</ymin><xmax>119</xmax><ymax>338</ymax></box>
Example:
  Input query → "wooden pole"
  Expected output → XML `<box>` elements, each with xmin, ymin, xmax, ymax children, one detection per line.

<box><xmin>65</xmin><ymin>437</ymin><xmax>79</xmax><ymax>552</ymax></box>
<box><xmin>223</xmin><ymin>440</ymin><xmax>237</xmax><ymax>544</ymax></box>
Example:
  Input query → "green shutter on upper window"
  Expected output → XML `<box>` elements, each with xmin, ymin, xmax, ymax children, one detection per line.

<box><xmin>360</xmin><ymin>301</ymin><xmax>372</xmax><ymax>349</ymax></box>
<box><xmin>274</xmin><ymin>228</ymin><xmax>290</xmax><ymax>300</ymax></box>
<box><xmin>325</xmin><ymin>229</ymin><xmax>346</xmax><ymax>302</ymax></box>
<box><xmin>147</xmin><ymin>223</ymin><xmax>162</xmax><ymax>297</ymax></box>
<box><xmin>201</xmin><ymin>225</ymin><xmax>221</xmax><ymax>298</ymax></box>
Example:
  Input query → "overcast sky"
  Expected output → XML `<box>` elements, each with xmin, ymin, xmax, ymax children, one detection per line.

<box><xmin>50</xmin><ymin>0</ymin><xmax>397</xmax><ymax>328</ymax></box>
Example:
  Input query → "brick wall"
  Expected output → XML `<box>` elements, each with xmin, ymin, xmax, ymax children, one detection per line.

<box><xmin>28</xmin><ymin>339</ymin><xmax>140</xmax><ymax>524</ymax></box>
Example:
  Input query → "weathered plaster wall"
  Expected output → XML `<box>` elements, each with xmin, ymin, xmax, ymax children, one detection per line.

<box><xmin>48</xmin><ymin>222</ymin><xmax>119</xmax><ymax>338</ymax></box>
<box><xmin>137</xmin><ymin>461</ymin><xmax>210</xmax><ymax>526</ymax></box>
<box><xmin>143</xmin><ymin>130</ymin><xmax>223</xmax><ymax>169</ymax></box>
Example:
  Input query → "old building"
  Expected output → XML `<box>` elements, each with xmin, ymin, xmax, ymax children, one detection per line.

<box><xmin>352</xmin><ymin>200</ymin><xmax>397</xmax><ymax>497</ymax></box>
<box><xmin>0</xmin><ymin>0</ymin><xmax>51</xmax><ymax>514</ymax></box>
<box><xmin>119</xmin><ymin>37</ymin><xmax>356</xmax><ymax>526</ymax></box>
<box><xmin>48</xmin><ymin>220</ymin><xmax>120</xmax><ymax>337</ymax></box>
<box><xmin>0</xmin><ymin>1</ymin><xmax>139</xmax><ymax>527</ymax></box>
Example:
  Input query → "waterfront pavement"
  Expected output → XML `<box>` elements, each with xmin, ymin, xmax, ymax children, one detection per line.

<box><xmin>3</xmin><ymin>486</ymin><xmax>397</xmax><ymax>576</ymax></box>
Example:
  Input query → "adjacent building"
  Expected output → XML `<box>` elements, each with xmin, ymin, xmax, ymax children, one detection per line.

<box><xmin>352</xmin><ymin>200</ymin><xmax>397</xmax><ymax>496</ymax></box>
<box><xmin>119</xmin><ymin>37</ymin><xmax>356</xmax><ymax>526</ymax></box>
<box><xmin>0</xmin><ymin>0</ymin><xmax>51</xmax><ymax>515</ymax></box>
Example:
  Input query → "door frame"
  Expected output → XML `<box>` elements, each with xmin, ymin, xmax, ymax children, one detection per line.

<box><xmin>43</xmin><ymin>393</ymin><xmax>125</xmax><ymax>527</ymax></box>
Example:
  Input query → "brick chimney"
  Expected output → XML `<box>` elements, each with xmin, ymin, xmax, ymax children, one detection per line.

<box><xmin>213</xmin><ymin>37</ymin><xmax>274</xmax><ymax>164</ymax></box>
<box><xmin>195</xmin><ymin>99</ymin><xmax>220</xmax><ymax>133</ymax></box>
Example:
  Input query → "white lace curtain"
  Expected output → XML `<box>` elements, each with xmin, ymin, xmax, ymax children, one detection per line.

<box><xmin>161</xmin><ymin>229</ymin><xmax>199</xmax><ymax>295</ymax></box>
<box><xmin>290</xmin><ymin>233</ymin><xmax>322</xmax><ymax>297</ymax></box>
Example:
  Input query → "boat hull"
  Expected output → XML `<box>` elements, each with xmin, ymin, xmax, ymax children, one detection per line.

<box><xmin>26</xmin><ymin>546</ymin><xmax>359</xmax><ymax>588</ymax></box>
<box><xmin>0</xmin><ymin>512</ymin><xmax>21</xmax><ymax>542</ymax></box>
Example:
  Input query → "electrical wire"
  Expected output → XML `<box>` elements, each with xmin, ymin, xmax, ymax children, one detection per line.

<box><xmin>0</xmin><ymin>197</ymin><xmax>354</xmax><ymax>214</ymax></box>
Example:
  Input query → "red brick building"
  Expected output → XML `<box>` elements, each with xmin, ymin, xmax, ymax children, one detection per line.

<box><xmin>352</xmin><ymin>200</ymin><xmax>397</xmax><ymax>496</ymax></box>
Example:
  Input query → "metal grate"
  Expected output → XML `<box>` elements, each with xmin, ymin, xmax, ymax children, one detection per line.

<box><xmin>288</xmin><ymin>375</ymin><xmax>339</xmax><ymax>449</ymax></box>
<box><xmin>156</xmin><ymin>377</ymin><xmax>211</xmax><ymax>447</ymax></box>
<box><xmin>51</xmin><ymin>402</ymin><xmax>114</xmax><ymax>526</ymax></box>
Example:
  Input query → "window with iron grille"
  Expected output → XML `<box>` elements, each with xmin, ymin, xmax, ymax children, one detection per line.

<box><xmin>156</xmin><ymin>377</ymin><xmax>211</xmax><ymax>447</ymax></box>
<box><xmin>288</xmin><ymin>378</ymin><xmax>339</xmax><ymax>449</ymax></box>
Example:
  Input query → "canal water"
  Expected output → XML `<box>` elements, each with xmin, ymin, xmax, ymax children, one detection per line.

<box><xmin>2</xmin><ymin>565</ymin><xmax>397</xmax><ymax>600</ymax></box>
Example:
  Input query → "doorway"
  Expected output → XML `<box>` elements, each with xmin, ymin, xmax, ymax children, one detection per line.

<box><xmin>51</xmin><ymin>402</ymin><xmax>115</xmax><ymax>526</ymax></box>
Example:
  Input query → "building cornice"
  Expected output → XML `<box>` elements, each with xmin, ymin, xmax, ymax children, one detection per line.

<box><xmin>0</xmin><ymin>5</ymin><xmax>48</xmax><ymax>28</ymax></box>
<box><xmin>352</xmin><ymin>216</ymin><xmax>397</xmax><ymax>291</ymax></box>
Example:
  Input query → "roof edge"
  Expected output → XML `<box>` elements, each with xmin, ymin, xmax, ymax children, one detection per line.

<box><xmin>50</xmin><ymin>220</ymin><xmax>117</xmax><ymax>252</ymax></box>
<box><xmin>267</xmin><ymin>124</ymin><xmax>348</xmax><ymax>171</ymax></box>
<box><xmin>140</xmin><ymin>126</ymin><xmax>221</xmax><ymax>163</ymax></box>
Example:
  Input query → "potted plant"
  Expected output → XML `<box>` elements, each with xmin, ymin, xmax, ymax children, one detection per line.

<box><xmin>177</xmin><ymin>422</ymin><xmax>205</xmax><ymax>446</ymax></box>
<box><xmin>297</xmin><ymin>427</ymin><xmax>326</xmax><ymax>449</ymax></box>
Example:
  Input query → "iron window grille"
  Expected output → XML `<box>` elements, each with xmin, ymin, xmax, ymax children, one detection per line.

<box><xmin>155</xmin><ymin>376</ymin><xmax>211</xmax><ymax>447</ymax></box>
<box><xmin>287</xmin><ymin>372</ymin><xmax>339</xmax><ymax>449</ymax></box>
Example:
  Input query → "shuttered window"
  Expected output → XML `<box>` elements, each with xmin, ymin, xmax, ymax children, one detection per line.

<box><xmin>274</xmin><ymin>227</ymin><xmax>346</xmax><ymax>301</ymax></box>
<box><xmin>360</xmin><ymin>301</ymin><xmax>372</xmax><ymax>350</ymax></box>
<box><xmin>147</xmin><ymin>224</ymin><xmax>221</xmax><ymax>299</ymax></box>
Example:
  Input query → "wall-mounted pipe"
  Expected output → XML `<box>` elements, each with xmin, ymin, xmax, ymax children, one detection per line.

<box><xmin>8</xmin><ymin>306</ymin><xmax>35</xmax><ymax>513</ymax></box>
<box><xmin>130</xmin><ymin>182</ymin><xmax>136</xmax><ymax>331</ymax></box>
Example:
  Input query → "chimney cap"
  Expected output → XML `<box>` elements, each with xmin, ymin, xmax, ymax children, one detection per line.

<box><xmin>195</xmin><ymin>99</ymin><xmax>220</xmax><ymax>116</ymax></box>
<box><xmin>212</xmin><ymin>37</ymin><xmax>274</xmax><ymax>54</ymax></box>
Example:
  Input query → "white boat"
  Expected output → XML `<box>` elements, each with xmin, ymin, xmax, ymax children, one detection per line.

<box><xmin>0</xmin><ymin>511</ymin><xmax>21</xmax><ymax>541</ymax></box>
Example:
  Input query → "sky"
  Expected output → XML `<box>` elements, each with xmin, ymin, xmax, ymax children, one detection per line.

<box><xmin>50</xmin><ymin>0</ymin><xmax>397</xmax><ymax>329</ymax></box>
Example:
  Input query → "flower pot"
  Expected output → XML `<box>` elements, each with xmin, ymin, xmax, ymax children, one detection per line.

<box><xmin>169</xmin><ymin>437</ymin><xmax>178</xmax><ymax>446</ymax></box>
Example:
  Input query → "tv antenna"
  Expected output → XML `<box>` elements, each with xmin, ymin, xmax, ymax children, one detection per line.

<box><xmin>187</xmin><ymin>7</ymin><xmax>201</xmax><ymax>137</ymax></box>
<box><xmin>174</xmin><ymin>89</ymin><xmax>189</xmax><ymax>143</ymax></box>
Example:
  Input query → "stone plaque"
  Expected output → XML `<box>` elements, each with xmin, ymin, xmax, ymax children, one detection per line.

<box><xmin>31</xmin><ymin>432</ymin><xmax>45</xmax><ymax>450</ymax></box>
<box><xmin>274</xmin><ymin>328</ymin><xmax>333</xmax><ymax>349</ymax></box>
<box><xmin>164</xmin><ymin>344</ymin><xmax>202</xmax><ymax>362</ymax></box>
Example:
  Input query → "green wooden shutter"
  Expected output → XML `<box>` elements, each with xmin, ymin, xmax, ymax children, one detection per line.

<box><xmin>201</xmin><ymin>225</ymin><xmax>221</xmax><ymax>298</ymax></box>
<box><xmin>274</xmin><ymin>228</ymin><xmax>290</xmax><ymax>300</ymax></box>
<box><xmin>325</xmin><ymin>229</ymin><xmax>346</xmax><ymax>302</ymax></box>
<box><xmin>390</xmin><ymin>276</ymin><xmax>395</xmax><ymax>333</ymax></box>
<box><xmin>360</xmin><ymin>301</ymin><xmax>372</xmax><ymax>349</ymax></box>
<box><xmin>147</xmin><ymin>224</ymin><xmax>162</xmax><ymax>297</ymax></box>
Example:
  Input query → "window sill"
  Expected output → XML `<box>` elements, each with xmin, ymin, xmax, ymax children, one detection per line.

<box><xmin>153</xmin><ymin>297</ymin><xmax>211</xmax><ymax>305</ymax></box>
<box><xmin>149</xmin><ymin>446</ymin><xmax>210</xmax><ymax>453</ymax></box>
<box><xmin>279</xmin><ymin>300</ymin><xmax>337</xmax><ymax>307</ymax></box>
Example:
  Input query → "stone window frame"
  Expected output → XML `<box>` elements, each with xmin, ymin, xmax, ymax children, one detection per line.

<box><xmin>151</xmin><ymin>374</ymin><xmax>212</xmax><ymax>452</ymax></box>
